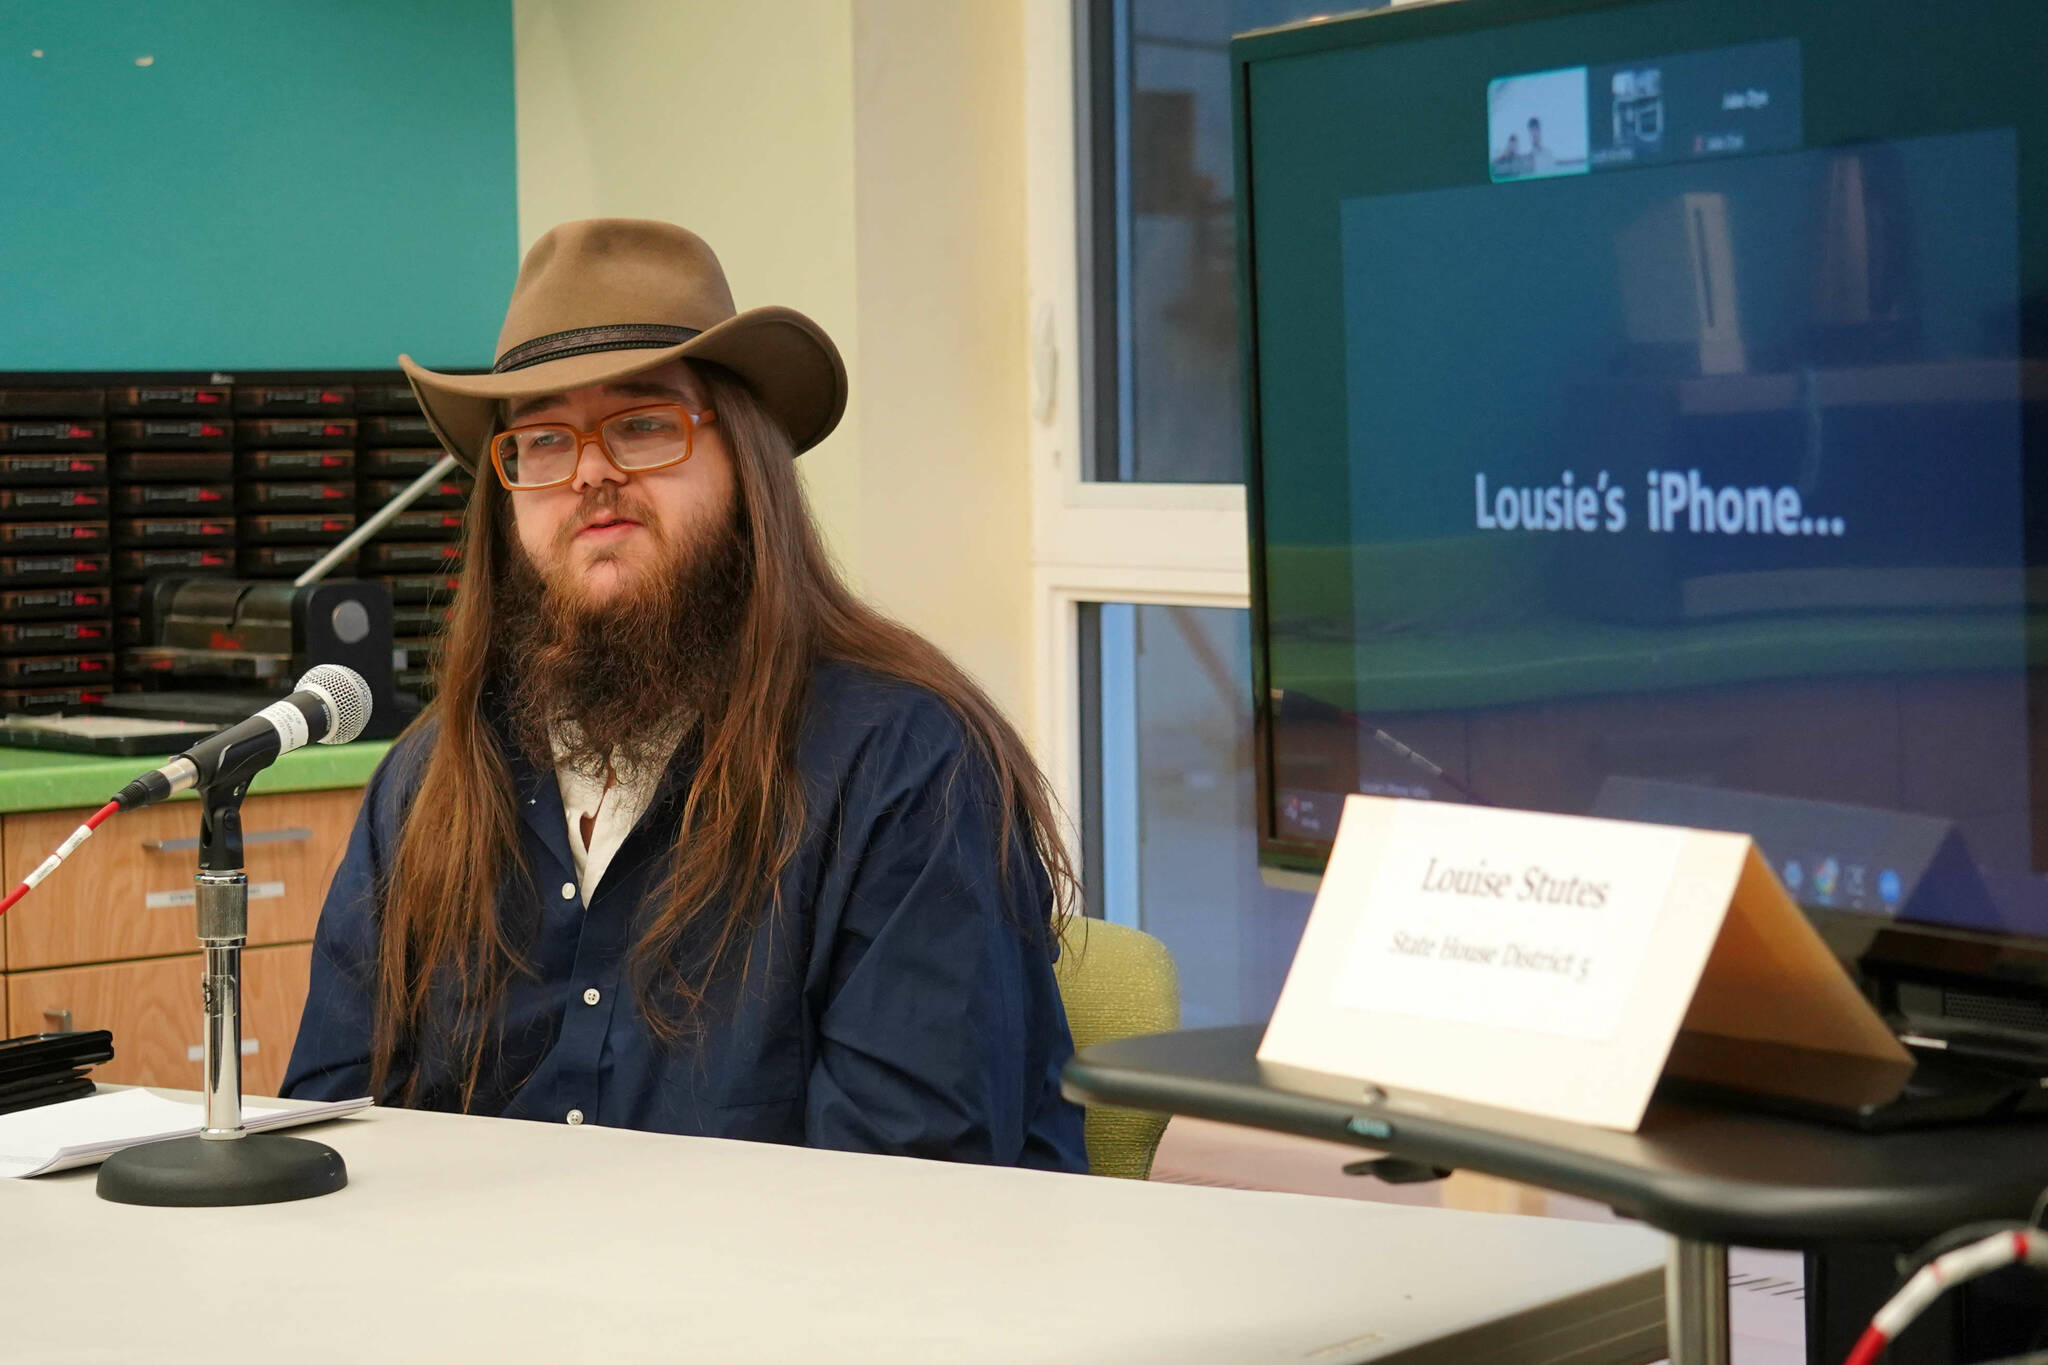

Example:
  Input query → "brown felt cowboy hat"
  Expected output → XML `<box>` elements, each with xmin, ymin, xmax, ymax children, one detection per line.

<box><xmin>400</xmin><ymin>218</ymin><xmax>846</xmax><ymax>472</ymax></box>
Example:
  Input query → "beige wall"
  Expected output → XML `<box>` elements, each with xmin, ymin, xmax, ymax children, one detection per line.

<box><xmin>512</xmin><ymin>0</ymin><xmax>864</xmax><ymax>584</ymax></box>
<box><xmin>849</xmin><ymin>0</ymin><xmax>1032</xmax><ymax>718</ymax></box>
<box><xmin>512</xmin><ymin>0</ymin><xmax>1034</xmax><ymax>723</ymax></box>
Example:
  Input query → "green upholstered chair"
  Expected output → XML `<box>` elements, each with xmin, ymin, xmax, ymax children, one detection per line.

<box><xmin>1052</xmin><ymin>917</ymin><xmax>1181</xmax><ymax>1179</ymax></box>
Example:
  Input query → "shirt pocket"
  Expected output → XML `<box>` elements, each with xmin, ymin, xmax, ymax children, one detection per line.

<box><xmin>706</xmin><ymin>1066</ymin><xmax>804</xmax><ymax>1110</ymax></box>
<box><xmin>686</xmin><ymin>1040</ymin><xmax>805</xmax><ymax>1112</ymax></box>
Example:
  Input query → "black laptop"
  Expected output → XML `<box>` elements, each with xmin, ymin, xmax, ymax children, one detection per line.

<box><xmin>1658</xmin><ymin>1028</ymin><xmax>2048</xmax><ymax>1132</ymax></box>
<box><xmin>1604</xmin><ymin>780</ymin><xmax>2048</xmax><ymax>1131</ymax></box>
<box><xmin>0</xmin><ymin>1031</ymin><xmax>115</xmax><ymax>1118</ymax></box>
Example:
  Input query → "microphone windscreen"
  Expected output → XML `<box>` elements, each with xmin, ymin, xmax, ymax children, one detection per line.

<box><xmin>298</xmin><ymin>664</ymin><xmax>373</xmax><ymax>744</ymax></box>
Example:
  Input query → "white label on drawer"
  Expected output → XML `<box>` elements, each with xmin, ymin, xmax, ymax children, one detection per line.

<box><xmin>187</xmin><ymin>1039</ymin><xmax>261</xmax><ymax>1061</ymax></box>
<box><xmin>147</xmin><ymin>881</ymin><xmax>284</xmax><ymax>910</ymax></box>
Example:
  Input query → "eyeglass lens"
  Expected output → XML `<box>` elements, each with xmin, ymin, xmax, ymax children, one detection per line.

<box><xmin>494</xmin><ymin>406</ymin><xmax>693</xmax><ymax>487</ymax></box>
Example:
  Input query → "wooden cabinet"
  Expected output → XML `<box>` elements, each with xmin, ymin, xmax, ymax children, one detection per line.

<box><xmin>6</xmin><ymin>944</ymin><xmax>312</xmax><ymax>1099</ymax></box>
<box><xmin>1</xmin><ymin>786</ymin><xmax>360</xmax><ymax>1099</ymax></box>
<box><xmin>1</xmin><ymin>788</ymin><xmax>359</xmax><ymax>971</ymax></box>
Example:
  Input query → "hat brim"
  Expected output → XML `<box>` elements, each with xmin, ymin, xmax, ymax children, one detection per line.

<box><xmin>398</xmin><ymin>304</ymin><xmax>846</xmax><ymax>474</ymax></box>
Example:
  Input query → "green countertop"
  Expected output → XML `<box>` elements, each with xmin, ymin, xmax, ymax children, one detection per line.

<box><xmin>0</xmin><ymin>740</ymin><xmax>393</xmax><ymax>815</ymax></box>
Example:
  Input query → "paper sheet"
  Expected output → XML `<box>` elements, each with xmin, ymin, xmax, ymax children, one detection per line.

<box><xmin>0</xmin><ymin>1088</ymin><xmax>372</xmax><ymax>1178</ymax></box>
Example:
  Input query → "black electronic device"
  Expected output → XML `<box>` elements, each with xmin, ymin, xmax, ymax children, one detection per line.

<box><xmin>0</xmin><ymin>1073</ymin><xmax>96</xmax><ymax>1118</ymax></box>
<box><xmin>0</xmin><ymin>388</ymin><xmax>105</xmax><ymax>418</ymax></box>
<box><xmin>115</xmin><ymin>484</ymin><xmax>232</xmax><ymax>515</ymax></box>
<box><xmin>237</xmin><ymin>448</ymin><xmax>355</xmax><ymax>477</ymax></box>
<box><xmin>0</xmin><ymin>452</ymin><xmax>107</xmax><ymax>483</ymax></box>
<box><xmin>0</xmin><ymin>620</ymin><xmax>113</xmax><ymax>653</ymax></box>
<box><xmin>113</xmin><ymin>451</ymin><xmax>233</xmax><ymax>482</ymax></box>
<box><xmin>238</xmin><ymin>417</ymin><xmax>355</xmax><ymax>447</ymax></box>
<box><xmin>0</xmin><ymin>554</ymin><xmax>110</xmax><ymax>586</ymax></box>
<box><xmin>106</xmin><ymin>385</ymin><xmax>229</xmax><ymax>415</ymax></box>
<box><xmin>239</xmin><ymin>481</ymin><xmax>354</xmax><ymax>511</ymax></box>
<box><xmin>360</xmin><ymin>447</ymin><xmax>449</xmax><ymax>476</ymax></box>
<box><xmin>114</xmin><ymin>547</ymin><xmax>231</xmax><ymax>581</ymax></box>
<box><xmin>0</xmin><ymin>420</ymin><xmax>102</xmax><ymax>450</ymax></box>
<box><xmin>1</xmin><ymin>685</ymin><xmax>108</xmax><ymax>714</ymax></box>
<box><xmin>0</xmin><ymin>713</ymin><xmax>222</xmax><ymax>756</ymax></box>
<box><xmin>363</xmin><ymin>541</ymin><xmax>460</xmax><ymax>573</ymax></box>
<box><xmin>1237</xmin><ymin>0</ymin><xmax>2048</xmax><ymax>1095</ymax></box>
<box><xmin>0</xmin><ymin>653</ymin><xmax>113</xmax><ymax>687</ymax></box>
<box><xmin>0</xmin><ymin>1030</ymin><xmax>115</xmax><ymax>1085</ymax></box>
<box><xmin>1656</xmin><ymin>1031</ymin><xmax>2048</xmax><ymax>1132</ymax></box>
<box><xmin>378</xmin><ymin>573</ymin><xmax>461</xmax><ymax>605</ymax></box>
<box><xmin>0</xmin><ymin>587</ymin><xmax>111</xmax><ymax>621</ymax></box>
<box><xmin>371</xmin><ymin>510</ymin><xmax>462</xmax><ymax>541</ymax></box>
<box><xmin>113</xmin><ymin>517</ymin><xmax>234</xmax><ymax>548</ymax></box>
<box><xmin>232</xmin><ymin>385</ymin><xmax>355</xmax><ymax>416</ymax></box>
<box><xmin>105</xmin><ymin>578</ymin><xmax>405</xmax><ymax>738</ymax></box>
<box><xmin>237</xmin><ymin>545</ymin><xmax>357</xmax><ymax>578</ymax></box>
<box><xmin>359</xmin><ymin>414</ymin><xmax>432</xmax><ymax>445</ymax></box>
<box><xmin>0</xmin><ymin>488</ymin><xmax>108</xmax><ymax>517</ymax></box>
<box><xmin>108</xmin><ymin>419</ymin><xmax>232</xmax><ymax>449</ymax></box>
<box><xmin>361</xmin><ymin>476</ymin><xmax>467</xmax><ymax>509</ymax></box>
<box><xmin>0</xmin><ymin>521</ymin><xmax>108</xmax><ymax>551</ymax></box>
<box><xmin>354</xmin><ymin>382</ymin><xmax>422</xmax><ymax>413</ymax></box>
<box><xmin>0</xmin><ymin>1030</ymin><xmax>114</xmax><ymax>1117</ymax></box>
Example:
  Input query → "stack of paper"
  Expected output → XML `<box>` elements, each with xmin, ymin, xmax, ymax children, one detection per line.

<box><xmin>0</xmin><ymin>1089</ymin><xmax>372</xmax><ymax>1178</ymax></box>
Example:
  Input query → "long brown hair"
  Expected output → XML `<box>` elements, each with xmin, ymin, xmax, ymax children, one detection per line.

<box><xmin>371</xmin><ymin>365</ymin><xmax>1075</xmax><ymax>1107</ymax></box>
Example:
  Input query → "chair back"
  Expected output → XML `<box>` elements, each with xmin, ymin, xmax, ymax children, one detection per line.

<box><xmin>1052</xmin><ymin>917</ymin><xmax>1181</xmax><ymax>1179</ymax></box>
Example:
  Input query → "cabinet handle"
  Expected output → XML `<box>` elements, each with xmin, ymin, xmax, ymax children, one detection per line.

<box><xmin>43</xmin><ymin>1008</ymin><xmax>74</xmax><ymax>1033</ymax></box>
<box><xmin>141</xmin><ymin>826</ymin><xmax>313</xmax><ymax>855</ymax></box>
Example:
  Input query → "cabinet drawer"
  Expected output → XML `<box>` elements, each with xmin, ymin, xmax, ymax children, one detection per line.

<box><xmin>2</xmin><ymin>787</ymin><xmax>361</xmax><ymax>970</ymax></box>
<box><xmin>6</xmin><ymin>942</ymin><xmax>313</xmax><ymax>1099</ymax></box>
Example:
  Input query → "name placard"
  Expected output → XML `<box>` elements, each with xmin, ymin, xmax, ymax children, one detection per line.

<box><xmin>1259</xmin><ymin>796</ymin><xmax>1908</xmax><ymax>1130</ymax></box>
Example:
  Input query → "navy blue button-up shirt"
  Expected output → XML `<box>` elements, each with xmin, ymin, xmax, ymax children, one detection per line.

<box><xmin>282</xmin><ymin>662</ymin><xmax>1087</xmax><ymax>1171</ymax></box>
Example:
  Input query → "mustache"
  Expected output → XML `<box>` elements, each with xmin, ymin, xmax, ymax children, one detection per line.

<box><xmin>550</xmin><ymin>484</ymin><xmax>662</xmax><ymax>553</ymax></box>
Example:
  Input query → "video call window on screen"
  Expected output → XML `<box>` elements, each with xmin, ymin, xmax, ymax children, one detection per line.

<box><xmin>1487</xmin><ymin>40</ymin><xmax>1801</xmax><ymax>182</ymax></box>
<box><xmin>1242</xmin><ymin>0</ymin><xmax>2048</xmax><ymax>950</ymax></box>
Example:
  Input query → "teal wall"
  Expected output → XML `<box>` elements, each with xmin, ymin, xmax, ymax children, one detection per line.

<box><xmin>0</xmin><ymin>1</ymin><xmax>515</xmax><ymax>371</ymax></box>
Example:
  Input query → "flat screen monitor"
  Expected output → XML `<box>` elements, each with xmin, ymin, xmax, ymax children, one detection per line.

<box><xmin>1238</xmin><ymin>0</ymin><xmax>2048</xmax><ymax>990</ymax></box>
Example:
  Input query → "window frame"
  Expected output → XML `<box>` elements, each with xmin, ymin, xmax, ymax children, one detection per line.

<box><xmin>1026</xmin><ymin>0</ymin><xmax>1253</xmax><ymax>912</ymax></box>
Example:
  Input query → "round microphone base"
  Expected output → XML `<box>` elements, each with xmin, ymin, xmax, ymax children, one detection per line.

<box><xmin>95</xmin><ymin>1131</ymin><xmax>347</xmax><ymax>1207</ymax></box>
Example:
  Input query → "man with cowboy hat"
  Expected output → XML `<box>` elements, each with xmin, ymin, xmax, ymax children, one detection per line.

<box><xmin>282</xmin><ymin>219</ymin><xmax>1085</xmax><ymax>1170</ymax></box>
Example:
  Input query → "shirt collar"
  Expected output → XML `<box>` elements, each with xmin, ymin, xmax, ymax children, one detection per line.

<box><xmin>482</xmin><ymin>686</ymin><xmax>703</xmax><ymax>880</ymax></box>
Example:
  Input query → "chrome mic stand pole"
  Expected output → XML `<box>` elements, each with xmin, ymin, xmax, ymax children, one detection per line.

<box><xmin>195</xmin><ymin>862</ymin><xmax>247</xmax><ymax>1142</ymax></box>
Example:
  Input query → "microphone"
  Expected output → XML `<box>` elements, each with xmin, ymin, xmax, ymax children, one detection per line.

<box><xmin>113</xmin><ymin>664</ymin><xmax>373</xmax><ymax>811</ymax></box>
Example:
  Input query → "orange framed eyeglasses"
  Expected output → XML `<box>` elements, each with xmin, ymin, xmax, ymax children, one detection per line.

<box><xmin>489</xmin><ymin>403</ymin><xmax>717</xmax><ymax>491</ymax></box>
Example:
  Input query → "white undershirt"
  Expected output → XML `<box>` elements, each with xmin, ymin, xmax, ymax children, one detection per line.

<box><xmin>552</xmin><ymin>728</ymin><xmax>685</xmax><ymax>901</ymax></box>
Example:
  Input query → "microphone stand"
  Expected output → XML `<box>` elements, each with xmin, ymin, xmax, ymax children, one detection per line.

<box><xmin>96</xmin><ymin>755</ymin><xmax>348</xmax><ymax>1206</ymax></box>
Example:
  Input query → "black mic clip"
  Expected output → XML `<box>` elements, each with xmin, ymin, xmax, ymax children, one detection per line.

<box><xmin>197</xmin><ymin>764</ymin><xmax>260</xmax><ymax>875</ymax></box>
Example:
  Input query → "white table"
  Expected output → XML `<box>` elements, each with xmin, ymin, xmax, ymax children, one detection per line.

<box><xmin>1</xmin><ymin>1094</ymin><xmax>1671</xmax><ymax>1363</ymax></box>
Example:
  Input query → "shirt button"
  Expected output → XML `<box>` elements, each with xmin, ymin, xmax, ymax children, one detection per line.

<box><xmin>583</xmin><ymin>987</ymin><xmax>601</xmax><ymax>1006</ymax></box>
<box><xmin>566</xmin><ymin>1109</ymin><xmax>584</xmax><ymax>1126</ymax></box>
<box><xmin>560</xmin><ymin>882</ymin><xmax>576</xmax><ymax>900</ymax></box>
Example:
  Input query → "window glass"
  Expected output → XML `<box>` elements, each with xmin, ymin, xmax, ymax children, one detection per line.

<box><xmin>1092</xmin><ymin>0</ymin><xmax>1386</xmax><ymax>481</ymax></box>
<box><xmin>1086</xmin><ymin>603</ymin><xmax>1316</xmax><ymax>1026</ymax></box>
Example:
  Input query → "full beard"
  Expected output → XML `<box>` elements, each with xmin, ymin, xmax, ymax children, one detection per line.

<box><xmin>497</xmin><ymin>487</ymin><xmax>752</xmax><ymax>779</ymax></box>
